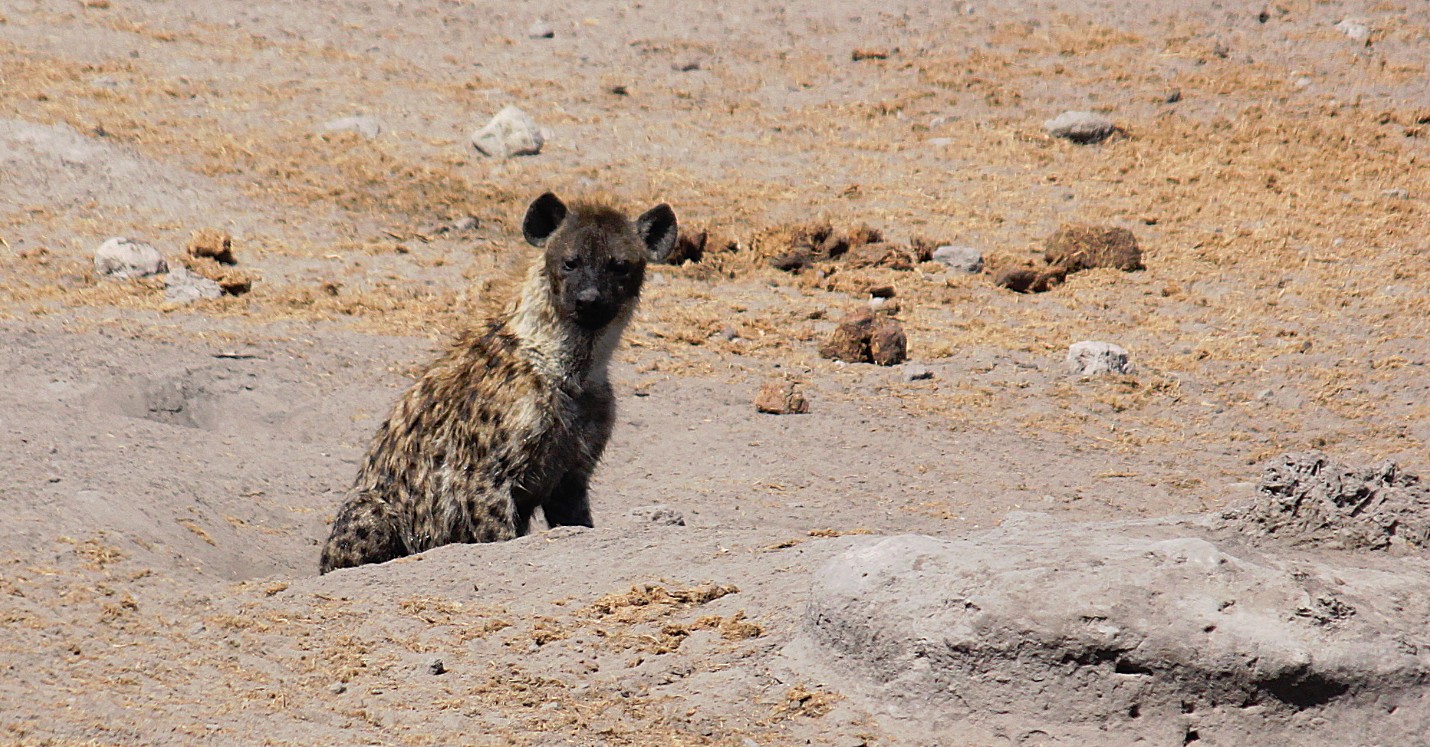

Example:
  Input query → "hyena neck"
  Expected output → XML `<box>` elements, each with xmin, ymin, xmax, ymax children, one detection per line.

<box><xmin>505</xmin><ymin>264</ymin><xmax>632</xmax><ymax>390</ymax></box>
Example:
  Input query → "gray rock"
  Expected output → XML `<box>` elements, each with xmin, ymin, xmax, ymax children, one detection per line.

<box><xmin>1066</xmin><ymin>340</ymin><xmax>1131</xmax><ymax>376</ymax></box>
<box><xmin>931</xmin><ymin>245</ymin><xmax>983</xmax><ymax>273</ymax></box>
<box><xmin>470</xmin><ymin>106</ymin><xmax>544</xmax><ymax>158</ymax></box>
<box><xmin>426</xmin><ymin>658</ymin><xmax>446</xmax><ymax>676</ymax></box>
<box><xmin>94</xmin><ymin>237</ymin><xmax>167</xmax><ymax>279</ymax></box>
<box><xmin>902</xmin><ymin>366</ymin><xmax>933</xmax><ymax>382</ymax></box>
<box><xmin>804</xmin><ymin>522</ymin><xmax>1430</xmax><ymax>745</ymax></box>
<box><xmin>164</xmin><ymin>266</ymin><xmax>222</xmax><ymax>304</ymax></box>
<box><xmin>629</xmin><ymin>505</ymin><xmax>685</xmax><ymax>526</ymax></box>
<box><xmin>1335</xmin><ymin>18</ymin><xmax>1371</xmax><ymax>43</ymax></box>
<box><xmin>422</xmin><ymin>215</ymin><xmax>480</xmax><ymax>236</ymax></box>
<box><xmin>1382</xmin><ymin>188</ymin><xmax>1410</xmax><ymax>199</ymax></box>
<box><xmin>320</xmin><ymin>116</ymin><xmax>381</xmax><ymax>139</ymax></box>
<box><xmin>327</xmin><ymin>681</ymin><xmax>346</xmax><ymax>695</ymax></box>
<box><xmin>527</xmin><ymin>20</ymin><xmax>554</xmax><ymax>39</ymax></box>
<box><xmin>1044</xmin><ymin>110</ymin><xmax>1115</xmax><ymax>144</ymax></box>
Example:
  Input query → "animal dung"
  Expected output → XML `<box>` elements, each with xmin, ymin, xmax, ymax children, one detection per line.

<box><xmin>819</xmin><ymin>309</ymin><xmax>908</xmax><ymax>366</ymax></box>
<box><xmin>1044</xmin><ymin>224</ymin><xmax>1144</xmax><ymax>273</ymax></box>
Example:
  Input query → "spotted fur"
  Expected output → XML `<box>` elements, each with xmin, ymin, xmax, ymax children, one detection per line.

<box><xmin>319</xmin><ymin>193</ymin><xmax>677</xmax><ymax>573</ymax></box>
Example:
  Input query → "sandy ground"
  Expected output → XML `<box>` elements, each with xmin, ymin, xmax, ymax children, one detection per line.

<box><xmin>1</xmin><ymin>0</ymin><xmax>1427</xmax><ymax>744</ymax></box>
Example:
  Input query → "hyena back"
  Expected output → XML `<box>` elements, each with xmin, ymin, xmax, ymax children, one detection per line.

<box><xmin>319</xmin><ymin>192</ymin><xmax>677</xmax><ymax>573</ymax></box>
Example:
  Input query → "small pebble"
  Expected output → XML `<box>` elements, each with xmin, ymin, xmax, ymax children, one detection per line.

<box><xmin>527</xmin><ymin>19</ymin><xmax>554</xmax><ymax>39</ymax></box>
<box><xmin>903</xmin><ymin>366</ymin><xmax>934</xmax><ymax>382</ymax></box>
<box><xmin>1043</xmin><ymin>111</ymin><xmax>1115</xmax><ymax>144</ymax></box>
<box><xmin>1066</xmin><ymin>341</ymin><xmax>1132</xmax><ymax>377</ymax></box>
<box><xmin>424</xmin><ymin>215</ymin><xmax>481</xmax><ymax>236</ymax></box>
<box><xmin>328</xmin><ymin>682</ymin><xmax>347</xmax><ymax>695</ymax></box>
<box><xmin>1335</xmin><ymin>18</ymin><xmax>1371</xmax><ymax>43</ymax></box>
<box><xmin>755</xmin><ymin>379</ymin><xmax>810</xmax><ymax>414</ymax></box>
<box><xmin>629</xmin><ymin>505</ymin><xmax>686</xmax><ymax>526</ymax></box>
<box><xmin>320</xmin><ymin>116</ymin><xmax>381</xmax><ymax>139</ymax></box>
<box><xmin>932</xmin><ymin>245</ymin><xmax>983</xmax><ymax>273</ymax></box>
<box><xmin>427</xmin><ymin>658</ymin><xmax>446</xmax><ymax>676</ymax></box>
<box><xmin>1382</xmin><ymin>188</ymin><xmax>1410</xmax><ymax>199</ymax></box>
<box><xmin>164</xmin><ymin>266</ymin><xmax>222</xmax><ymax>304</ymax></box>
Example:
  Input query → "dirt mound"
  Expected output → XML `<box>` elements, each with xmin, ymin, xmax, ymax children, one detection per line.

<box><xmin>800</xmin><ymin>517</ymin><xmax>1430</xmax><ymax>746</ymax></box>
<box><xmin>1220</xmin><ymin>452</ymin><xmax>1430</xmax><ymax>552</ymax></box>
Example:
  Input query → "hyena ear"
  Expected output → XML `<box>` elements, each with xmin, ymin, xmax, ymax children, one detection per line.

<box><xmin>523</xmin><ymin>192</ymin><xmax>568</xmax><ymax>247</ymax></box>
<box><xmin>636</xmin><ymin>204</ymin><xmax>678</xmax><ymax>263</ymax></box>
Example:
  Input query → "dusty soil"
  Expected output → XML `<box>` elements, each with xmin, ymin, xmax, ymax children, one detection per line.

<box><xmin>1</xmin><ymin>0</ymin><xmax>1427</xmax><ymax>744</ymax></box>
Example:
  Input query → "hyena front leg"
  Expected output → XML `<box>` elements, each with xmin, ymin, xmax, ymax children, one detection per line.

<box><xmin>542</xmin><ymin>471</ymin><xmax>595</xmax><ymax>528</ymax></box>
<box><xmin>541</xmin><ymin>385</ymin><xmax>611</xmax><ymax>529</ymax></box>
<box><xmin>457</xmin><ymin>482</ymin><xmax>525</xmax><ymax>543</ymax></box>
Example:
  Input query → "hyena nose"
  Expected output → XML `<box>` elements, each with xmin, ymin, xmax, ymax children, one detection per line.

<box><xmin>575</xmin><ymin>287</ymin><xmax>601</xmax><ymax>309</ymax></box>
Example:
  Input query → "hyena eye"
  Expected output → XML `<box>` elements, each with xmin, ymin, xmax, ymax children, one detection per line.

<box><xmin>562</xmin><ymin>256</ymin><xmax>580</xmax><ymax>271</ymax></box>
<box><xmin>608</xmin><ymin>260</ymin><xmax>630</xmax><ymax>275</ymax></box>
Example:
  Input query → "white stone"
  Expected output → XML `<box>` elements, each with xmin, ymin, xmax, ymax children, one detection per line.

<box><xmin>1066</xmin><ymin>340</ymin><xmax>1131</xmax><ymax>376</ymax></box>
<box><xmin>320</xmin><ymin>116</ymin><xmax>381</xmax><ymax>139</ymax></box>
<box><xmin>932</xmin><ymin>245</ymin><xmax>983</xmax><ymax>273</ymax></box>
<box><xmin>94</xmin><ymin>237</ymin><xmax>167</xmax><ymax>278</ymax></box>
<box><xmin>902</xmin><ymin>366</ymin><xmax>934</xmax><ymax>382</ymax></box>
<box><xmin>164</xmin><ymin>266</ymin><xmax>222</xmax><ymax>304</ymax></box>
<box><xmin>1335</xmin><ymin>18</ymin><xmax>1371</xmax><ymax>43</ymax></box>
<box><xmin>470</xmin><ymin>106</ymin><xmax>544</xmax><ymax>158</ymax></box>
<box><xmin>527</xmin><ymin>19</ymin><xmax>554</xmax><ymax>38</ymax></box>
<box><xmin>1043</xmin><ymin>110</ymin><xmax>1115</xmax><ymax>144</ymax></box>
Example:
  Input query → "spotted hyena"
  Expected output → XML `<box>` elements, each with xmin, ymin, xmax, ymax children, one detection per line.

<box><xmin>319</xmin><ymin>192</ymin><xmax>677</xmax><ymax>573</ymax></box>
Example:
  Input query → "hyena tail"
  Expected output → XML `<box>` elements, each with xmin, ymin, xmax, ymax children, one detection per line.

<box><xmin>319</xmin><ymin>491</ymin><xmax>408</xmax><ymax>574</ymax></box>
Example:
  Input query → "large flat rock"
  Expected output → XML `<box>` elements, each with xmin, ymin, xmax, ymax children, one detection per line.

<box><xmin>803</xmin><ymin>514</ymin><xmax>1430</xmax><ymax>746</ymax></box>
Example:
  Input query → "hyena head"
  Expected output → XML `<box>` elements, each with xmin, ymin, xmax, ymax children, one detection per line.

<box><xmin>522</xmin><ymin>192</ymin><xmax>678</xmax><ymax>331</ymax></box>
